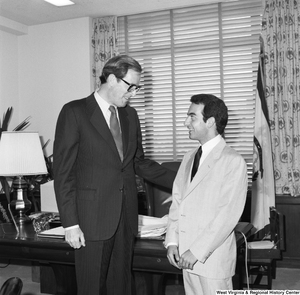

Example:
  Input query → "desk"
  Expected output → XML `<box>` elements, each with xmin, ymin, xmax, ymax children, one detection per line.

<box><xmin>0</xmin><ymin>222</ymin><xmax>252</xmax><ymax>294</ymax></box>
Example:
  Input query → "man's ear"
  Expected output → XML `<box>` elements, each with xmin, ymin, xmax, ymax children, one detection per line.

<box><xmin>207</xmin><ymin>117</ymin><xmax>215</xmax><ymax>128</ymax></box>
<box><xmin>107</xmin><ymin>74</ymin><xmax>116</xmax><ymax>87</ymax></box>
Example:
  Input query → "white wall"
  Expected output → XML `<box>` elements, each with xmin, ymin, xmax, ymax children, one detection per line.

<box><xmin>0</xmin><ymin>30</ymin><xmax>19</xmax><ymax>129</ymax></box>
<box><xmin>18</xmin><ymin>17</ymin><xmax>93</xmax><ymax>156</ymax></box>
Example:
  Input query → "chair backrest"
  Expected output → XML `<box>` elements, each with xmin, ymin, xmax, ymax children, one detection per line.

<box><xmin>0</xmin><ymin>277</ymin><xmax>23</xmax><ymax>295</ymax></box>
<box><xmin>269</xmin><ymin>206</ymin><xmax>285</xmax><ymax>251</ymax></box>
<box><xmin>144</xmin><ymin>161</ymin><xmax>181</xmax><ymax>217</ymax></box>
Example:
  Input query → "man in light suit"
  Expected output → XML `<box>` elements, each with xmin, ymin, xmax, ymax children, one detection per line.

<box><xmin>165</xmin><ymin>94</ymin><xmax>248</xmax><ymax>295</ymax></box>
<box><xmin>53</xmin><ymin>55</ymin><xmax>176</xmax><ymax>295</ymax></box>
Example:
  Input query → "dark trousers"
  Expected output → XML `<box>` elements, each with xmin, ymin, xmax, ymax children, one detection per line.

<box><xmin>75</xmin><ymin>204</ymin><xmax>135</xmax><ymax>295</ymax></box>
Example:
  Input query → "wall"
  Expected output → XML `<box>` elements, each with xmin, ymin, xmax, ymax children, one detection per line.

<box><xmin>17</xmin><ymin>17</ymin><xmax>93</xmax><ymax>156</ymax></box>
<box><xmin>0</xmin><ymin>30</ymin><xmax>19</xmax><ymax>129</ymax></box>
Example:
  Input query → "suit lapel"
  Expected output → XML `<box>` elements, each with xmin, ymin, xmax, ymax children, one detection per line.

<box><xmin>86</xmin><ymin>95</ymin><xmax>120</xmax><ymax>159</ymax></box>
<box><xmin>185</xmin><ymin>139</ymin><xmax>227</xmax><ymax>197</ymax></box>
<box><xmin>181</xmin><ymin>152</ymin><xmax>196</xmax><ymax>195</ymax></box>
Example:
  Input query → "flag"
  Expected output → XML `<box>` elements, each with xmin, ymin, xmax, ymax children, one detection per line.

<box><xmin>251</xmin><ymin>45</ymin><xmax>275</xmax><ymax>233</ymax></box>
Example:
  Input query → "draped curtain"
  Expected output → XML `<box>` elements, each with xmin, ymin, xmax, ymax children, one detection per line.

<box><xmin>262</xmin><ymin>0</ymin><xmax>300</xmax><ymax>197</ymax></box>
<box><xmin>91</xmin><ymin>16</ymin><xmax>118</xmax><ymax>90</ymax></box>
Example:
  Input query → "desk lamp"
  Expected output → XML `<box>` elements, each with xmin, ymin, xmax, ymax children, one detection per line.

<box><xmin>0</xmin><ymin>131</ymin><xmax>47</xmax><ymax>224</ymax></box>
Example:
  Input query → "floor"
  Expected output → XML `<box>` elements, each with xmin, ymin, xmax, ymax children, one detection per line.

<box><xmin>0</xmin><ymin>259</ymin><xmax>299</xmax><ymax>295</ymax></box>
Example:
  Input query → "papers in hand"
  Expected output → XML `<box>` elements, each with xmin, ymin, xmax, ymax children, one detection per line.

<box><xmin>37</xmin><ymin>226</ymin><xmax>65</xmax><ymax>239</ymax></box>
<box><xmin>138</xmin><ymin>214</ymin><xmax>168</xmax><ymax>239</ymax></box>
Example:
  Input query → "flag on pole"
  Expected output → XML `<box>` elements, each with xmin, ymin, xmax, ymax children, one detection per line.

<box><xmin>251</xmin><ymin>43</ymin><xmax>275</xmax><ymax>233</ymax></box>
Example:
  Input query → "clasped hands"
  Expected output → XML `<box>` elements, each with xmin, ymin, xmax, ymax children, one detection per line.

<box><xmin>167</xmin><ymin>245</ymin><xmax>197</xmax><ymax>270</ymax></box>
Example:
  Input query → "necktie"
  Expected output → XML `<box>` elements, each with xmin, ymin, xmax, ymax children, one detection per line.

<box><xmin>109</xmin><ymin>105</ymin><xmax>123</xmax><ymax>161</ymax></box>
<box><xmin>191</xmin><ymin>146</ymin><xmax>202</xmax><ymax>181</ymax></box>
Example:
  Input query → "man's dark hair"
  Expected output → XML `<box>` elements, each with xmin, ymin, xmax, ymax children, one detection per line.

<box><xmin>99</xmin><ymin>55</ymin><xmax>142</xmax><ymax>84</ymax></box>
<box><xmin>190</xmin><ymin>94</ymin><xmax>228</xmax><ymax>135</ymax></box>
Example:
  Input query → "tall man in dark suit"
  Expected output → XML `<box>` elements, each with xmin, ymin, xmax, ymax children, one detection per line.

<box><xmin>53</xmin><ymin>55</ymin><xmax>176</xmax><ymax>295</ymax></box>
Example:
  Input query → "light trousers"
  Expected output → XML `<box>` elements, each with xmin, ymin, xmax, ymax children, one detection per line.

<box><xmin>183</xmin><ymin>270</ymin><xmax>233</xmax><ymax>295</ymax></box>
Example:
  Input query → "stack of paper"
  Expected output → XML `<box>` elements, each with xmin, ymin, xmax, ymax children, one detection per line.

<box><xmin>137</xmin><ymin>214</ymin><xmax>168</xmax><ymax>239</ymax></box>
<box><xmin>37</xmin><ymin>226</ymin><xmax>65</xmax><ymax>239</ymax></box>
<box><xmin>37</xmin><ymin>215</ymin><xmax>169</xmax><ymax>240</ymax></box>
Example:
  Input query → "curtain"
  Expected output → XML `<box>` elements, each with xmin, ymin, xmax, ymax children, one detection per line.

<box><xmin>261</xmin><ymin>0</ymin><xmax>300</xmax><ymax>197</ymax></box>
<box><xmin>91</xmin><ymin>16</ymin><xmax>118</xmax><ymax>90</ymax></box>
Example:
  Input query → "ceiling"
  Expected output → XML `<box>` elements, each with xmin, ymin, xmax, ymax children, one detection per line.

<box><xmin>0</xmin><ymin>0</ymin><xmax>221</xmax><ymax>27</ymax></box>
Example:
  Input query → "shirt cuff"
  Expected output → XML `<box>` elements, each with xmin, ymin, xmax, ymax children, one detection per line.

<box><xmin>64</xmin><ymin>224</ymin><xmax>79</xmax><ymax>231</ymax></box>
<box><xmin>165</xmin><ymin>242</ymin><xmax>178</xmax><ymax>248</ymax></box>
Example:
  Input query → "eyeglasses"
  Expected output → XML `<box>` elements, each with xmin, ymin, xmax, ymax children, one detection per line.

<box><xmin>120</xmin><ymin>78</ymin><xmax>141</xmax><ymax>93</ymax></box>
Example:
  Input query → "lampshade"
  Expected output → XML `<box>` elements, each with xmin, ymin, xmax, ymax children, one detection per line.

<box><xmin>0</xmin><ymin>131</ymin><xmax>48</xmax><ymax>176</ymax></box>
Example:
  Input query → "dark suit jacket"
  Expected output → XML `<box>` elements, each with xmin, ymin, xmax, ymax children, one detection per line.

<box><xmin>53</xmin><ymin>93</ymin><xmax>175</xmax><ymax>241</ymax></box>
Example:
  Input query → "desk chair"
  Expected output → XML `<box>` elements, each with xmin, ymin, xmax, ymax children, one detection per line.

<box><xmin>144</xmin><ymin>161</ymin><xmax>182</xmax><ymax>295</ymax></box>
<box><xmin>0</xmin><ymin>277</ymin><xmax>23</xmax><ymax>295</ymax></box>
<box><xmin>243</xmin><ymin>206</ymin><xmax>285</xmax><ymax>289</ymax></box>
<box><xmin>145</xmin><ymin>161</ymin><xmax>181</xmax><ymax>218</ymax></box>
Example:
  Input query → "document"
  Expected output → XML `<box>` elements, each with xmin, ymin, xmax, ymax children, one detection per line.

<box><xmin>37</xmin><ymin>226</ymin><xmax>65</xmax><ymax>239</ymax></box>
<box><xmin>137</xmin><ymin>214</ymin><xmax>168</xmax><ymax>239</ymax></box>
<box><xmin>38</xmin><ymin>215</ymin><xmax>169</xmax><ymax>239</ymax></box>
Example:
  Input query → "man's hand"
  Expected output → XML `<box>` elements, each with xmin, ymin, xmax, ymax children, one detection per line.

<box><xmin>65</xmin><ymin>227</ymin><xmax>85</xmax><ymax>249</ymax></box>
<box><xmin>167</xmin><ymin>245</ymin><xmax>181</xmax><ymax>269</ymax></box>
<box><xmin>178</xmin><ymin>249</ymin><xmax>198</xmax><ymax>270</ymax></box>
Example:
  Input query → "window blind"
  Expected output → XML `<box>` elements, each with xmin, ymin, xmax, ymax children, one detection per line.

<box><xmin>118</xmin><ymin>0</ymin><xmax>262</xmax><ymax>181</ymax></box>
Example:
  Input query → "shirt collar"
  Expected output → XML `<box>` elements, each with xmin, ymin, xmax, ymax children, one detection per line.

<box><xmin>94</xmin><ymin>90</ymin><xmax>111</xmax><ymax>114</ymax></box>
<box><xmin>201</xmin><ymin>134</ymin><xmax>222</xmax><ymax>154</ymax></box>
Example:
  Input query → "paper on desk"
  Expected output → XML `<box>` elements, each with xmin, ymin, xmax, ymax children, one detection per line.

<box><xmin>37</xmin><ymin>216</ymin><xmax>169</xmax><ymax>239</ymax></box>
<box><xmin>137</xmin><ymin>215</ymin><xmax>168</xmax><ymax>239</ymax></box>
<box><xmin>37</xmin><ymin>226</ymin><xmax>65</xmax><ymax>239</ymax></box>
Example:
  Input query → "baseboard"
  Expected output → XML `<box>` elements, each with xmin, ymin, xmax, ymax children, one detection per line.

<box><xmin>278</xmin><ymin>258</ymin><xmax>300</xmax><ymax>269</ymax></box>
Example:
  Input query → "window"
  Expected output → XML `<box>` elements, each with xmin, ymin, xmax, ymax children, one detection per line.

<box><xmin>118</xmin><ymin>0</ymin><xmax>262</xmax><ymax>179</ymax></box>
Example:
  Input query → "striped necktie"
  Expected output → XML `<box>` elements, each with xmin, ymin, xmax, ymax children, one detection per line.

<box><xmin>109</xmin><ymin>105</ymin><xmax>123</xmax><ymax>161</ymax></box>
<box><xmin>191</xmin><ymin>146</ymin><xmax>202</xmax><ymax>181</ymax></box>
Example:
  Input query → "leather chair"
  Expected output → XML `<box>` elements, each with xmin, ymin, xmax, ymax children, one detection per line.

<box><xmin>0</xmin><ymin>277</ymin><xmax>23</xmax><ymax>295</ymax></box>
<box><xmin>144</xmin><ymin>161</ymin><xmax>181</xmax><ymax>217</ymax></box>
<box><xmin>242</xmin><ymin>206</ymin><xmax>285</xmax><ymax>289</ymax></box>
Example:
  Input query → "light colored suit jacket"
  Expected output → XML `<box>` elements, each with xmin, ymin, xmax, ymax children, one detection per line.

<box><xmin>165</xmin><ymin>138</ymin><xmax>248</xmax><ymax>279</ymax></box>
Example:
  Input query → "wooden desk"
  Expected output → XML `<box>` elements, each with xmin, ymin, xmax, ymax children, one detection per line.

<box><xmin>0</xmin><ymin>222</ymin><xmax>252</xmax><ymax>294</ymax></box>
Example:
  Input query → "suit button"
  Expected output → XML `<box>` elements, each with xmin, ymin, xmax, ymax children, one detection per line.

<box><xmin>119</xmin><ymin>188</ymin><xmax>123</xmax><ymax>192</ymax></box>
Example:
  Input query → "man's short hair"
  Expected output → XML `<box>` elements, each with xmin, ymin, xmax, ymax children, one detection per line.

<box><xmin>190</xmin><ymin>94</ymin><xmax>228</xmax><ymax>135</ymax></box>
<box><xmin>99</xmin><ymin>55</ymin><xmax>142</xmax><ymax>84</ymax></box>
